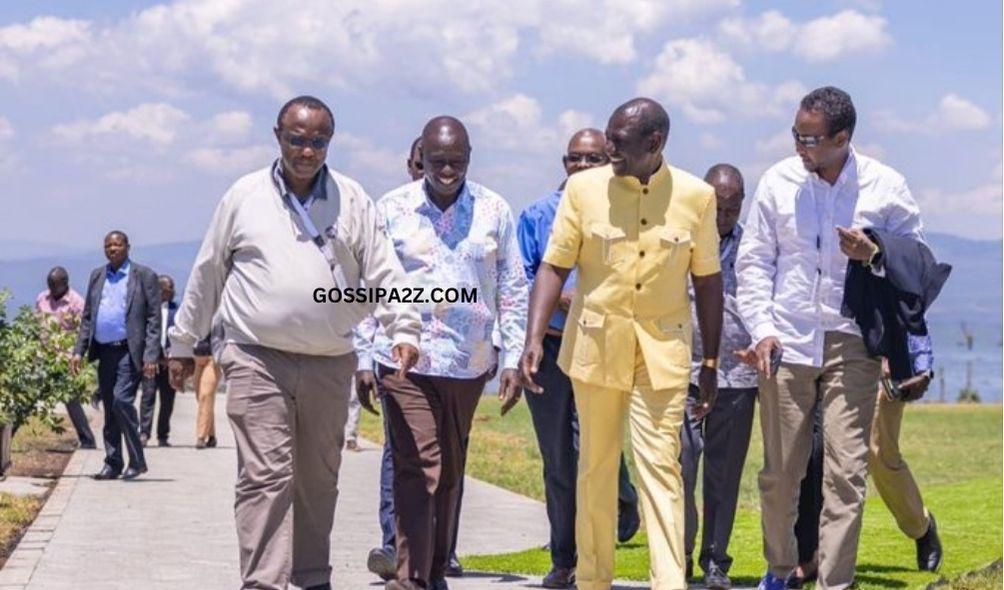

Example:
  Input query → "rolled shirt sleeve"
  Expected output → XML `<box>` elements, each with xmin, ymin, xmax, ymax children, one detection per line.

<box><xmin>516</xmin><ymin>208</ymin><xmax>541</xmax><ymax>283</ymax></box>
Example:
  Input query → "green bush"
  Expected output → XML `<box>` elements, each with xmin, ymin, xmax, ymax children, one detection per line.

<box><xmin>0</xmin><ymin>290</ymin><xmax>96</xmax><ymax>433</ymax></box>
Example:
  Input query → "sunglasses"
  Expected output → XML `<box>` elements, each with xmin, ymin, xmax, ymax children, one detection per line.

<box><xmin>283</xmin><ymin>133</ymin><xmax>331</xmax><ymax>150</ymax></box>
<box><xmin>565</xmin><ymin>153</ymin><xmax>607</xmax><ymax>164</ymax></box>
<box><xmin>790</xmin><ymin>126</ymin><xmax>840</xmax><ymax>148</ymax></box>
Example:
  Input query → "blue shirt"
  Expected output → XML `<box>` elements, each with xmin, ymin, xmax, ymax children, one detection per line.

<box><xmin>517</xmin><ymin>188</ymin><xmax>578</xmax><ymax>332</ymax></box>
<box><xmin>909</xmin><ymin>333</ymin><xmax>933</xmax><ymax>374</ymax></box>
<box><xmin>94</xmin><ymin>259</ymin><xmax>131</xmax><ymax>343</ymax></box>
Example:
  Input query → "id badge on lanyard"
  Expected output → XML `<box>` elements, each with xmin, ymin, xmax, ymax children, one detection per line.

<box><xmin>286</xmin><ymin>193</ymin><xmax>349</xmax><ymax>290</ymax></box>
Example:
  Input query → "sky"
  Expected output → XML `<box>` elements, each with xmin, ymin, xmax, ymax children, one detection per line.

<box><xmin>0</xmin><ymin>0</ymin><xmax>1001</xmax><ymax>249</ymax></box>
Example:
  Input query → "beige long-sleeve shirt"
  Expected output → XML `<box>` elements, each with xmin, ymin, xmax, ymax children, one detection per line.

<box><xmin>168</xmin><ymin>164</ymin><xmax>421</xmax><ymax>358</ymax></box>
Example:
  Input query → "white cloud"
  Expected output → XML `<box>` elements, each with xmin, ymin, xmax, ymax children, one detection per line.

<box><xmin>637</xmin><ymin>38</ymin><xmax>805</xmax><ymax>123</ymax></box>
<box><xmin>331</xmin><ymin>132</ymin><xmax>407</xmax><ymax>196</ymax></box>
<box><xmin>557</xmin><ymin>110</ymin><xmax>596</xmax><ymax>138</ymax></box>
<box><xmin>0</xmin><ymin>0</ymin><xmax>744</xmax><ymax>98</ymax></box>
<box><xmin>853</xmin><ymin>141</ymin><xmax>887</xmax><ymax>160</ymax></box>
<box><xmin>52</xmin><ymin>103</ymin><xmax>189</xmax><ymax>145</ymax></box>
<box><xmin>186</xmin><ymin>144</ymin><xmax>272</xmax><ymax>176</ymax></box>
<box><xmin>876</xmin><ymin>94</ymin><xmax>993</xmax><ymax>133</ymax></box>
<box><xmin>918</xmin><ymin>182</ymin><xmax>1003</xmax><ymax>239</ymax></box>
<box><xmin>719</xmin><ymin>9</ymin><xmax>891</xmax><ymax>62</ymax></box>
<box><xmin>465</xmin><ymin>94</ymin><xmax>596</xmax><ymax>156</ymax></box>
<box><xmin>700</xmin><ymin>132</ymin><xmax>723</xmax><ymax>150</ymax></box>
<box><xmin>208</xmin><ymin>110</ymin><xmax>253</xmax><ymax>141</ymax></box>
<box><xmin>755</xmin><ymin>129</ymin><xmax>793</xmax><ymax>158</ymax></box>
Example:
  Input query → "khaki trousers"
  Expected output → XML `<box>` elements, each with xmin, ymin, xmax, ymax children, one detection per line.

<box><xmin>194</xmin><ymin>355</ymin><xmax>220</xmax><ymax>441</ymax></box>
<box><xmin>219</xmin><ymin>343</ymin><xmax>354</xmax><ymax>590</ymax></box>
<box><xmin>572</xmin><ymin>345</ymin><xmax>688</xmax><ymax>590</ymax></box>
<box><xmin>759</xmin><ymin>332</ymin><xmax>880</xmax><ymax>590</ymax></box>
<box><xmin>869</xmin><ymin>392</ymin><xmax>930</xmax><ymax>540</ymax></box>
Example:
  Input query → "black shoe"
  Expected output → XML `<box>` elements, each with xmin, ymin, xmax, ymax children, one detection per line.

<box><xmin>541</xmin><ymin>566</ymin><xmax>575</xmax><ymax>588</ymax></box>
<box><xmin>158</xmin><ymin>439</ymin><xmax>171</xmax><ymax>447</ymax></box>
<box><xmin>444</xmin><ymin>554</ymin><xmax>463</xmax><ymax>577</ymax></box>
<box><xmin>79</xmin><ymin>442</ymin><xmax>97</xmax><ymax>450</ymax></box>
<box><xmin>139</xmin><ymin>433</ymin><xmax>149</xmax><ymax>447</ymax></box>
<box><xmin>367</xmin><ymin>547</ymin><xmax>397</xmax><ymax>581</ymax></box>
<box><xmin>304</xmin><ymin>584</ymin><xmax>331</xmax><ymax>590</ymax></box>
<box><xmin>122</xmin><ymin>466</ymin><xmax>148</xmax><ymax>480</ymax></box>
<box><xmin>704</xmin><ymin>563</ymin><xmax>732</xmax><ymax>590</ymax></box>
<box><xmin>785</xmin><ymin>567</ymin><xmax>817</xmax><ymax>589</ymax></box>
<box><xmin>617</xmin><ymin>502</ymin><xmax>641</xmax><ymax>543</ymax></box>
<box><xmin>916</xmin><ymin>512</ymin><xmax>943</xmax><ymax>572</ymax></box>
<box><xmin>206</xmin><ymin>436</ymin><xmax>217</xmax><ymax>448</ymax></box>
<box><xmin>429</xmin><ymin>578</ymin><xmax>449</xmax><ymax>590</ymax></box>
<box><xmin>93</xmin><ymin>466</ymin><xmax>121</xmax><ymax>480</ymax></box>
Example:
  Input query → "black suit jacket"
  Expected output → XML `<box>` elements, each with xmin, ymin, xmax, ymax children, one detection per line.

<box><xmin>74</xmin><ymin>261</ymin><xmax>162</xmax><ymax>371</ymax></box>
<box><xmin>841</xmin><ymin>229</ymin><xmax>951</xmax><ymax>380</ymax></box>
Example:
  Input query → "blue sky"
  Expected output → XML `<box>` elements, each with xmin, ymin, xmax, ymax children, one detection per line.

<box><xmin>0</xmin><ymin>0</ymin><xmax>1001</xmax><ymax>249</ymax></box>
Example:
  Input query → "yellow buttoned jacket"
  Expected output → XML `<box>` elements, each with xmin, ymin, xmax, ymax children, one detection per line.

<box><xmin>542</xmin><ymin>163</ymin><xmax>720</xmax><ymax>391</ymax></box>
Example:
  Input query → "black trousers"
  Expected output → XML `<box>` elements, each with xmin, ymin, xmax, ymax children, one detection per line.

<box><xmin>97</xmin><ymin>345</ymin><xmax>146</xmax><ymax>472</ymax></box>
<box><xmin>140</xmin><ymin>364</ymin><xmax>176</xmax><ymax>442</ymax></box>
<box><xmin>794</xmin><ymin>403</ymin><xmax>825</xmax><ymax>565</ymax></box>
<box><xmin>65</xmin><ymin>399</ymin><xmax>96</xmax><ymax>446</ymax></box>
<box><xmin>524</xmin><ymin>334</ymin><xmax>639</xmax><ymax>569</ymax></box>
<box><xmin>681</xmin><ymin>384</ymin><xmax>758</xmax><ymax>573</ymax></box>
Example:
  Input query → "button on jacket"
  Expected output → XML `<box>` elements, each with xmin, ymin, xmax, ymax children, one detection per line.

<box><xmin>542</xmin><ymin>163</ymin><xmax>720</xmax><ymax>391</ymax></box>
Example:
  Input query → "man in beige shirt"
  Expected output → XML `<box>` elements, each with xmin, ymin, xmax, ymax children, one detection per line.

<box><xmin>168</xmin><ymin>96</ymin><xmax>421</xmax><ymax>590</ymax></box>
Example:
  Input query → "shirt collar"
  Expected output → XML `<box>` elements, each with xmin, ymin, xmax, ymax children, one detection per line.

<box><xmin>612</xmin><ymin>159</ymin><xmax>671</xmax><ymax>190</ymax></box>
<box><xmin>106</xmin><ymin>259</ymin><xmax>131</xmax><ymax>277</ymax></box>
<box><xmin>418</xmin><ymin>180</ymin><xmax>472</xmax><ymax>216</ymax></box>
<box><xmin>810</xmin><ymin>146</ymin><xmax>858</xmax><ymax>189</ymax></box>
<box><xmin>271</xmin><ymin>159</ymin><xmax>328</xmax><ymax>202</ymax></box>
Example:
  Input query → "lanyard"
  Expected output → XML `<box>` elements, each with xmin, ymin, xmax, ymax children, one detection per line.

<box><xmin>285</xmin><ymin>191</ymin><xmax>349</xmax><ymax>290</ymax></box>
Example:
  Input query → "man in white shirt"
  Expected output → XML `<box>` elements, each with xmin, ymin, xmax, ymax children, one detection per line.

<box><xmin>167</xmin><ymin>96</ymin><xmax>421</xmax><ymax>590</ymax></box>
<box><xmin>736</xmin><ymin>86</ymin><xmax>924</xmax><ymax>590</ymax></box>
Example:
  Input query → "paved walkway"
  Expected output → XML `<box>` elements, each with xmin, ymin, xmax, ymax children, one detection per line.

<box><xmin>0</xmin><ymin>394</ymin><xmax>650</xmax><ymax>590</ymax></box>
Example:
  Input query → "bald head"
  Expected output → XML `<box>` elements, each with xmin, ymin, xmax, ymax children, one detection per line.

<box><xmin>563</xmin><ymin>128</ymin><xmax>608</xmax><ymax>177</ymax></box>
<box><xmin>605</xmin><ymin>97</ymin><xmax>670</xmax><ymax>182</ymax></box>
<box><xmin>704</xmin><ymin>163</ymin><xmax>745</xmax><ymax>237</ymax></box>
<box><xmin>421</xmin><ymin>116</ymin><xmax>471</xmax><ymax>203</ymax></box>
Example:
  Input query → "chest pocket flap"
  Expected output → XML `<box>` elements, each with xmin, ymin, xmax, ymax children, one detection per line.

<box><xmin>659</xmin><ymin>226</ymin><xmax>692</xmax><ymax>248</ymax></box>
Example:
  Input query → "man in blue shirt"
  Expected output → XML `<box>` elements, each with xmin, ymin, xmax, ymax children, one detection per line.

<box><xmin>73</xmin><ymin>231</ymin><xmax>161</xmax><ymax>480</ymax></box>
<box><xmin>516</xmin><ymin>129</ymin><xmax>641</xmax><ymax>589</ymax></box>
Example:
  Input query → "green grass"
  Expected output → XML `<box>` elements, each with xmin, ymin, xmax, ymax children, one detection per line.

<box><xmin>361</xmin><ymin>400</ymin><xmax>1003</xmax><ymax>589</ymax></box>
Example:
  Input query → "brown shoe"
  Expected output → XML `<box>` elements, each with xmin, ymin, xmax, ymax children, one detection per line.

<box><xmin>346</xmin><ymin>439</ymin><xmax>360</xmax><ymax>452</ymax></box>
<box><xmin>542</xmin><ymin>566</ymin><xmax>575</xmax><ymax>589</ymax></box>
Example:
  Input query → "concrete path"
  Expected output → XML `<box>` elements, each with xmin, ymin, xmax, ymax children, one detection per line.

<box><xmin>0</xmin><ymin>394</ymin><xmax>649</xmax><ymax>590</ymax></box>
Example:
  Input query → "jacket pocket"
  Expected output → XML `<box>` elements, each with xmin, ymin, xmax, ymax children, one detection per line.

<box><xmin>572</xmin><ymin>307</ymin><xmax>606</xmax><ymax>368</ymax></box>
<box><xmin>591</xmin><ymin>223</ymin><xmax>628</xmax><ymax>265</ymax></box>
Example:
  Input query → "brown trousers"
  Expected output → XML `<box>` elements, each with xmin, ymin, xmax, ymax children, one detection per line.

<box><xmin>869</xmin><ymin>392</ymin><xmax>930</xmax><ymax>539</ymax></box>
<box><xmin>758</xmin><ymin>332</ymin><xmax>880</xmax><ymax>590</ymax></box>
<box><xmin>219</xmin><ymin>343</ymin><xmax>354</xmax><ymax>590</ymax></box>
<box><xmin>377</xmin><ymin>365</ymin><xmax>487</xmax><ymax>586</ymax></box>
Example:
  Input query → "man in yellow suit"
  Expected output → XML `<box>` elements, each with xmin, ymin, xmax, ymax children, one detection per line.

<box><xmin>519</xmin><ymin>97</ymin><xmax>724</xmax><ymax>590</ymax></box>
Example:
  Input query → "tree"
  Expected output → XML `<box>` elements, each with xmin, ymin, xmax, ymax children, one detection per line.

<box><xmin>0</xmin><ymin>290</ymin><xmax>95</xmax><ymax>434</ymax></box>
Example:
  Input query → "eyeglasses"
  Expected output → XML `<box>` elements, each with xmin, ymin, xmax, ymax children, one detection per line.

<box><xmin>283</xmin><ymin>133</ymin><xmax>331</xmax><ymax>150</ymax></box>
<box><xmin>791</xmin><ymin>127</ymin><xmax>828</xmax><ymax>148</ymax></box>
<box><xmin>565</xmin><ymin>153</ymin><xmax>607</xmax><ymax>164</ymax></box>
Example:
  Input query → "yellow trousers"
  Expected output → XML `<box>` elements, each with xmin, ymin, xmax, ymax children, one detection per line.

<box><xmin>572</xmin><ymin>346</ymin><xmax>688</xmax><ymax>590</ymax></box>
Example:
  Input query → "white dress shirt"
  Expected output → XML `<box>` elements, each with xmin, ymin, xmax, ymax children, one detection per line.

<box><xmin>736</xmin><ymin>147</ymin><xmax>924</xmax><ymax>367</ymax></box>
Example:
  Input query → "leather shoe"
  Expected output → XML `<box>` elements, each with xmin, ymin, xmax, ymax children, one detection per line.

<box><xmin>368</xmin><ymin>547</ymin><xmax>397</xmax><ymax>581</ymax></box>
<box><xmin>79</xmin><ymin>442</ymin><xmax>97</xmax><ymax>450</ymax></box>
<box><xmin>122</xmin><ymin>466</ymin><xmax>148</xmax><ymax>480</ymax></box>
<box><xmin>206</xmin><ymin>435</ymin><xmax>218</xmax><ymax>448</ymax></box>
<box><xmin>304</xmin><ymin>584</ymin><xmax>331</xmax><ymax>590</ymax></box>
<box><xmin>704</xmin><ymin>563</ymin><xmax>732</xmax><ymax>590</ymax></box>
<box><xmin>158</xmin><ymin>439</ymin><xmax>171</xmax><ymax>447</ymax></box>
<box><xmin>541</xmin><ymin>565</ymin><xmax>575</xmax><ymax>588</ymax></box>
<box><xmin>385</xmin><ymin>581</ymin><xmax>421</xmax><ymax>590</ymax></box>
<box><xmin>617</xmin><ymin>502</ymin><xmax>641</xmax><ymax>543</ymax></box>
<box><xmin>444</xmin><ymin>554</ymin><xmax>463</xmax><ymax>577</ymax></box>
<box><xmin>93</xmin><ymin>466</ymin><xmax>121</xmax><ymax>480</ymax></box>
<box><xmin>916</xmin><ymin>512</ymin><xmax>943</xmax><ymax>572</ymax></box>
<box><xmin>429</xmin><ymin>578</ymin><xmax>449</xmax><ymax>590</ymax></box>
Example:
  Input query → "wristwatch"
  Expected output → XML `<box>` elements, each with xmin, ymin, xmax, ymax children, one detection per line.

<box><xmin>701</xmin><ymin>358</ymin><xmax>719</xmax><ymax>370</ymax></box>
